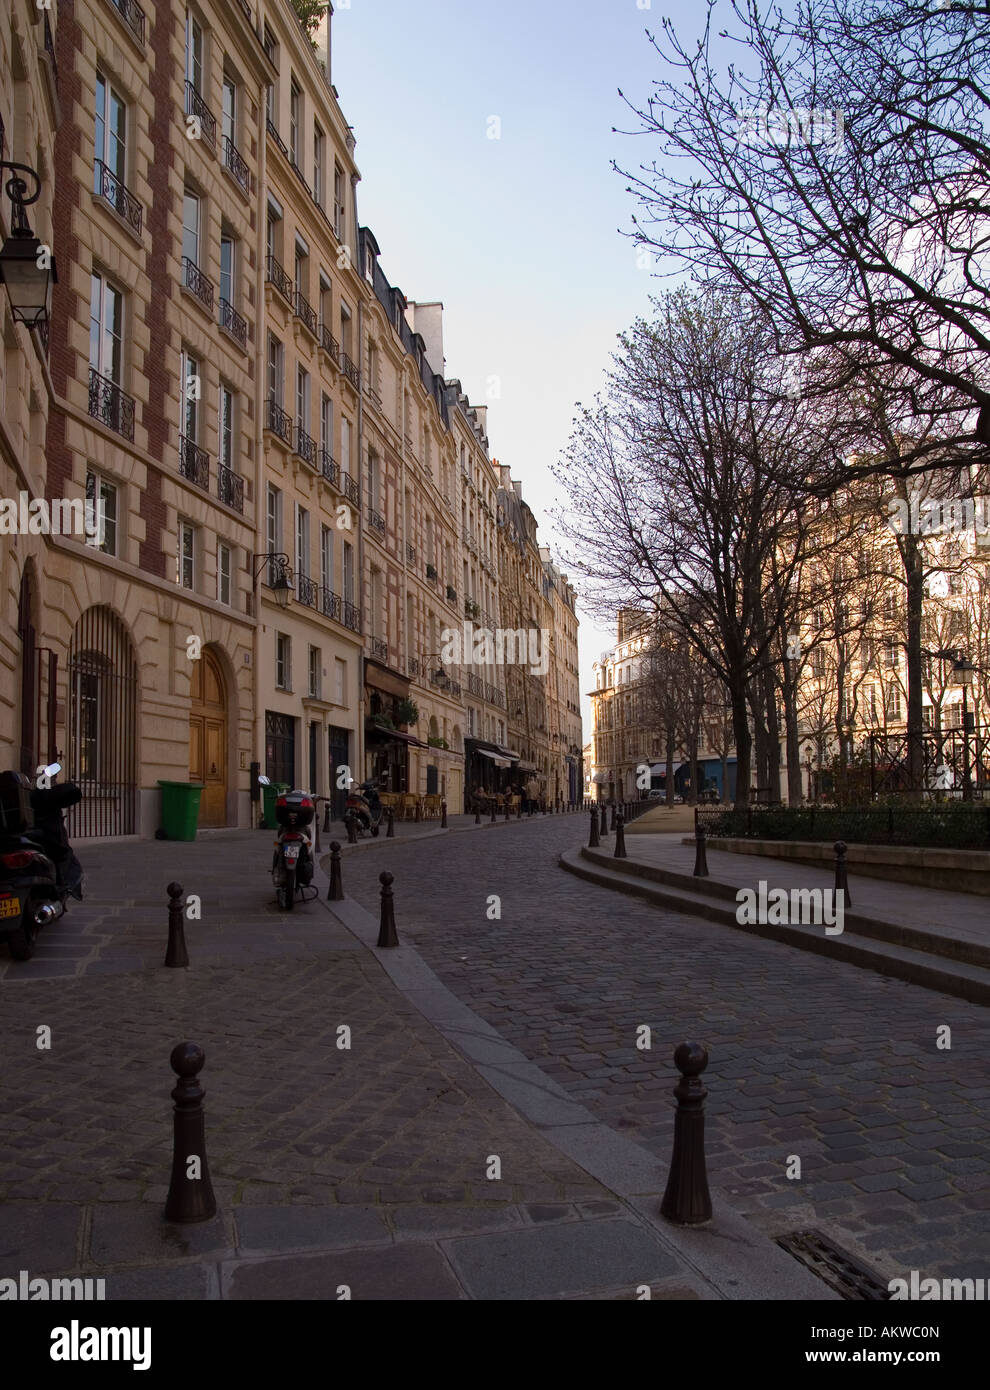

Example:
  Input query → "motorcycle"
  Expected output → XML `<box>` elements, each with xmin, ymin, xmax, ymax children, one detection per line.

<box><xmin>343</xmin><ymin>779</ymin><xmax>382</xmax><ymax>837</ymax></box>
<box><xmin>258</xmin><ymin>777</ymin><xmax>317</xmax><ymax>911</ymax></box>
<box><xmin>0</xmin><ymin>764</ymin><xmax>83</xmax><ymax>961</ymax></box>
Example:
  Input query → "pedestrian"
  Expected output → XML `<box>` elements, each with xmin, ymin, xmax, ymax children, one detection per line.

<box><xmin>525</xmin><ymin>775</ymin><xmax>539</xmax><ymax>814</ymax></box>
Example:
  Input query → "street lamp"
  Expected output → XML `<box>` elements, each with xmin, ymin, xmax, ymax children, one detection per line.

<box><xmin>0</xmin><ymin>162</ymin><xmax>57</xmax><ymax>328</ymax></box>
<box><xmin>252</xmin><ymin>552</ymin><xmax>292</xmax><ymax>610</ymax></box>
<box><xmin>953</xmin><ymin>656</ymin><xmax>977</xmax><ymax>801</ymax></box>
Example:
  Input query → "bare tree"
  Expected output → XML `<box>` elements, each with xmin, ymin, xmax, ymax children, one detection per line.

<box><xmin>617</xmin><ymin>0</ymin><xmax>990</xmax><ymax>483</ymax></box>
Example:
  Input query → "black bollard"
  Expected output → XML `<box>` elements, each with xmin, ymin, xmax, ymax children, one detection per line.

<box><xmin>660</xmin><ymin>1042</ymin><xmax>713</xmax><ymax>1226</ymax></box>
<box><xmin>834</xmin><ymin>840</ymin><xmax>852</xmax><ymax>907</ymax></box>
<box><xmin>323</xmin><ymin>800</ymin><xmax>331</xmax><ymax>833</ymax></box>
<box><xmin>164</xmin><ymin>881</ymin><xmax>189</xmax><ymax>968</ymax></box>
<box><xmin>377</xmin><ymin>870</ymin><xmax>399</xmax><ymax>948</ymax></box>
<box><xmin>609</xmin><ymin>801</ymin><xmax>617</xmax><ymax>832</ymax></box>
<box><xmin>387</xmin><ymin>807</ymin><xmax>395</xmax><ymax>838</ymax></box>
<box><xmin>441</xmin><ymin>799</ymin><xmax>448</xmax><ymax>828</ymax></box>
<box><xmin>693</xmin><ymin>821</ymin><xmax>709</xmax><ymax>877</ymax></box>
<box><xmin>589</xmin><ymin>805</ymin><xmax>600</xmax><ymax>848</ymax></box>
<box><xmin>517</xmin><ymin>797</ymin><xmax>522</xmax><ymax>819</ymax></box>
<box><xmin>490</xmin><ymin>799</ymin><xmax>497</xmax><ymax>824</ymax></box>
<box><xmin>614</xmin><ymin>810</ymin><xmax>628</xmax><ymax>858</ymax></box>
<box><xmin>415</xmin><ymin>799</ymin><xmax>421</xmax><ymax>823</ymax></box>
<box><xmin>505</xmin><ymin>797</ymin><xmax>511</xmax><ymax>821</ymax></box>
<box><xmin>164</xmin><ymin>1042</ymin><xmax>217</xmax><ymax>1224</ymax></box>
<box><xmin>475</xmin><ymin>804</ymin><xmax>481</xmax><ymax>825</ymax></box>
<box><xmin>327</xmin><ymin>841</ymin><xmax>343</xmax><ymax>901</ymax></box>
<box><xmin>346</xmin><ymin>814</ymin><xmax>358</xmax><ymax>845</ymax></box>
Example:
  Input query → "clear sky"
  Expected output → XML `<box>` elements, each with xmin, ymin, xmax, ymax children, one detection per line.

<box><xmin>331</xmin><ymin>0</ymin><xmax>697</xmax><ymax>734</ymax></box>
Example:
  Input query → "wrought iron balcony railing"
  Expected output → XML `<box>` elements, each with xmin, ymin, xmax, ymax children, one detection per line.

<box><xmin>93</xmin><ymin>159</ymin><xmax>143</xmax><ymax>235</ymax></box>
<box><xmin>182</xmin><ymin>256</ymin><xmax>214</xmax><ymax>312</ymax></box>
<box><xmin>264</xmin><ymin>397</ymin><xmax>292</xmax><ymax>444</ymax></box>
<box><xmin>266</xmin><ymin>117</ymin><xmax>288</xmax><ymax>156</ymax></box>
<box><xmin>466</xmin><ymin>672</ymin><xmax>484</xmax><ymax>697</ymax></box>
<box><xmin>319</xmin><ymin>448</ymin><xmax>340</xmax><ymax>487</ymax></box>
<box><xmin>341</xmin><ymin>352</ymin><xmax>360</xmax><ymax>390</ymax></box>
<box><xmin>222</xmin><ymin>136</ymin><xmax>250</xmax><ymax>194</ymax></box>
<box><xmin>342</xmin><ymin>600</ymin><xmax>361</xmax><ymax>633</ymax></box>
<box><xmin>371</xmin><ymin>637</ymin><xmax>389</xmax><ymax>663</ymax></box>
<box><xmin>217</xmin><ymin>463</ymin><xmax>244</xmax><ymax>513</ymax></box>
<box><xmin>219</xmin><ymin>297</ymin><xmax>247</xmax><ymax>349</ymax></box>
<box><xmin>320</xmin><ymin>586</ymin><xmax>342</xmax><ymax>622</ymax></box>
<box><xmin>179</xmin><ymin>435</ymin><xmax>210</xmax><ymax>490</ymax></box>
<box><xmin>408</xmin><ymin>656</ymin><xmax>420</xmax><ymax>677</ymax></box>
<box><xmin>185</xmin><ymin>81</ymin><xmax>216</xmax><ymax>147</ymax></box>
<box><xmin>265</xmin><ymin>254</ymin><xmax>293</xmax><ymax>304</ymax></box>
<box><xmin>341</xmin><ymin>474</ymin><xmax>360</xmax><ymax>509</ymax></box>
<box><xmin>295</xmin><ymin>423</ymin><xmax>317</xmax><ymax>467</ymax></box>
<box><xmin>106</xmin><ymin>0</ymin><xmax>146</xmax><ymax>45</ymax></box>
<box><xmin>446</xmin><ymin>584</ymin><xmax>457</xmax><ymax>604</ymax></box>
<box><xmin>297</xmin><ymin>574</ymin><xmax>319</xmax><ymax>608</ymax></box>
<box><xmin>294</xmin><ymin>289</ymin><xmax>318</xmax><ymax>338</ymax></box>
<box><xmin>368</xmin><ymin>508</ymin><xmax>386</xmax><ymax>538</ymax></box>
<box><xmin>88</xmin><ymin>367</ymin><xmax>135</xmax><ymax>441</ymax></box>
<box><xmin>320</xmin><ymin>324</ymin><xmax>340</xmax><ymax>364</ymax></box>
<box><xmin>405</xmin><ymin>542</ymin><xmax>416</xmax><ymax>566</ymax></box>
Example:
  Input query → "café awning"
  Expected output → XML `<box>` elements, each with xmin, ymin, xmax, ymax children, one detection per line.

<box><xmin>478</xmin><ymin>749</ymin><xmax>513</xmax><ymax>768</ymax></box>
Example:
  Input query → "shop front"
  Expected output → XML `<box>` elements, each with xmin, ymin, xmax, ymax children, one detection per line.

<box><xmin>463</xmin><ymin>738</ymin><xmax>516</xmax><ymax>808</ymax></box>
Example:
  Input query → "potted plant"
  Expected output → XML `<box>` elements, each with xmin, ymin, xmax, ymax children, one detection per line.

<box><xmin>395</xmin><ymin>698</ymin><xmax>419</xmax><ymax>727</ymax></box>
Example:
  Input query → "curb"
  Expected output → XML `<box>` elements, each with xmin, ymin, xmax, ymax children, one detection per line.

<box><xmin>559</xmin><ymin>846</ymin><xmax>990</xmax><ymax>1006</ymax></box>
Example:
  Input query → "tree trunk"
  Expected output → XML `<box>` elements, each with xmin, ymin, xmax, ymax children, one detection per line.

<box><xmin>665</xmin><ymin>731</ymin><xmax>676</xmax><ymax>806</ymax></box>
<box><xmin>732</xmin><ymin>690</ymin><xmax>752</xmax><ymax>807</ymax></box>
<box><xmin>903</xmin><ymin>535</ymin><xmax>925</xmax><ymax>799</ymax></box>
<box><xmin>782</xmin><ymin>674</ymin><xmax>803</xmax><ymax>804</ymax></box>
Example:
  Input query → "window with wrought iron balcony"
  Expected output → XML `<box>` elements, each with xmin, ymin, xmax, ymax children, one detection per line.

<box><xmin>93</xmin><ymin>74</ymin><xmax>143</xmax><ymax>236</ymax></box>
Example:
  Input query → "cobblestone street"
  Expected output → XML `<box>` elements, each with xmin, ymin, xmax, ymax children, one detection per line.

<box><xmin>335</xmin><ymin>814</ymin><xmax>990</xmax><ymax>1282</ymax></box>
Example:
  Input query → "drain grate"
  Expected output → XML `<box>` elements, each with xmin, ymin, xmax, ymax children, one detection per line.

<box><xmin>776</xmin><ymin>1229</ymin><xmax>892</xmax><ymax>1300</ymax></box>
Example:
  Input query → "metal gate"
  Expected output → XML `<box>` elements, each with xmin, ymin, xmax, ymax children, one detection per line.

<box><xmin>328</xmin><ymin>725</ymin><xmax>349</xmax><ymax>819</ymax></box>
<box><xmin>265</xmin><ymin>711</ymin><xmax>296</xmax><ymax>786</ymax></box>
<box><xmin>66</xmin><ymin>606</ymin><xmax>137</xmax><ymax>837</ymax></box>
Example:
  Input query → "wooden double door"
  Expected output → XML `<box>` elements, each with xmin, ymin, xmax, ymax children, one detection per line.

<box><xmin>189</xmin><ymin>649</ymin><xmax>227</xmax><ymax>827</ymax></box>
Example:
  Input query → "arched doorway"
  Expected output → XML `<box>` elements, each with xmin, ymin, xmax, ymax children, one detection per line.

<box><xmin>67</xmin><ymin>606</ymin><xmax>137</xmax><ymax>837</ymax></box>
<box><xmin>189</xmin><ymin>647</ymin><xmax>227</xmax><ymax>826</ymax></box>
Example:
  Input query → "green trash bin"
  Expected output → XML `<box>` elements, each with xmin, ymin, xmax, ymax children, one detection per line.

<box><xmin>261</xmin><ymin>782</ymin><xmax>290</xmax><ymax>830</ymax></box>
<box><xmin>158</xmin><ymin>780</ymin><xmax>205</xmax><ymax>841</ymax></box>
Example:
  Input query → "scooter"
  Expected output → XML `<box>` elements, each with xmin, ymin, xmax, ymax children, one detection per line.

<box><xmin>343</xmin><ymin>780</ymin><xmax>382</xmax><ymax>837</ymax></box>
<box><xmin>0</xmin><ymin>764</ymin><xmax>83</xmax><ymax>961</ymax></box>
<box><xmin>258</xmin><ymin>777</ymin><xmax>318</xmax><ymax>911</ymax></box>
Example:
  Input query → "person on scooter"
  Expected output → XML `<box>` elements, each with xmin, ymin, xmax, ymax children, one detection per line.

<box><xmin>28</xmin><ymin>776</ymin><xmax>84</xmax><ymax>898</ymax></box>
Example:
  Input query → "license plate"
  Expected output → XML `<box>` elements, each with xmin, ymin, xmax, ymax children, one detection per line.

<box><xmin>283</xmin><ymin>844</ymin><xmax>301</xmax><ymax>861</ymax></box>
<box><xmin>0</xmin><ymin>895</ymin><xmax>21</xmax><ymax>920</ymax></box>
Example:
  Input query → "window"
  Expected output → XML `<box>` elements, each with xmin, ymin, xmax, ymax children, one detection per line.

<box><xmin>220</xmin><ymin>233</ymin><xmax>234</xmax><ymax>307</ymax></box>
<box><xmin>883</xmin><ymin>638</ymin><xmax>899</xmax><ymax>670</ymax></box>
<box><xmin>370</xmin><ymin>568</ymin><xmax>382</xmax><ymax>636</ymax></box>
<box><xmin>219</xmin><ymin>382</ymin><xmax>234</xmax><ymax>470</ymax></box>
<box><xmin>341</xmin><ymin>417</ymin><xmax>351</xmax><ymax>476</ymax></box>
<box><xmin>367</xmin><ymin>450</ymin><xmax>379</xmax><ymax>512</ymax></box>
<box><xmin>309</xmin><ymin>646</ymin><xmax>321</xmax><ymax>698</ymax></box>
<box><xmin>185</xmin><ymin>10</ymin><xmax>203</xmax><ymax>94</ymax></box>
<box><xmin>85</xmin><ymin>471</ymin><xmax>118</xmax><ymax>556</ymax></box>
<box><xmin>313</xmin><ymin>123</ymin><xmax>325</xmax><ymax>206</ymax></box>
<box><xmin>177</xmin><ymin>521</ymin><xmax>195</xmax><ymax>589</ymax></box>
<box><xmin>294</xmin><ymin>241</ymin><xmax>308</xmax><ymax>299</ymax></box>
<box><xmin>289</xmin><ymin>80</ymin><xmax>301</xmax><ymax>165</ymax></box>
<box><xmin>296</xmin><ymin>365</ymin><xmax>310</xmax><ymax>432</ymax></box>
<box><xmin>296</xmin><ymin>503</ymin><xmax>310</xmax><ymax>580</ymax></box>
<box><xmin>343</xmin><ymin>540</ymin><xmax>354</xmax><ymax>605</ymax></box>
<box><xmin>319</xmin><ymin>275</ymin><xmax>332</xmax><ymax>333</ymax></box>
<box><xmin>222</xmin><ymin>74</ymin><xmax>236</xmax><ymax>147</ymax></box>
<box><xmin>340</xmin><ymin>300</ymin><xmax>352</xmax><ymax>355</ymax></box>
<box><xmin>320</xmin><ymin>393</ymin><xmax>333</xmax><ymax>453</ymax></box>
<box><xmin>89</xmin><ymin>272</ymin><xmax>124</xmax><ymax>383</ymax></box>
<box><xmin>367</xmin><ymin>338</ymin><xmax>378</xmax><ymax>394</ymax></box>
<box><xmin>180</xmin><ymin>349</ymin><xmax>200</xmax><ymax>441</ymax></box>
<box><xmin>94</xmin><ymin>74</ymin><xmax>126</xmax><ymax>188</ymax></box>
<box><xmin>266</xmin><ymin>202</ymin><xmax>281</xmax><ymax>263</ymax></box>
<box><xmin>334</xmin><ymin>657</ymin><xmax>346</xmax><ymax>705</ymax></box>
<box><xmin>276</xmin><ymin>633</ymin><xmax>291</xmax><ymax>690</ymax></box>
<box><xmin>217</xmin><ymin>541</ymin><xmax>231</xmax><ymax>605</ymax></box>
<box><xmin>182</xmin><ymin>189</ymin><xmax>201</xmax><ymax>268</ymax></box>
<box><xmin>267</xmin><ymin>333</ymin><xmax>283</xmax><ymax>405</ymax></box>
<box><xmin>266</xmin><ymin>484</ymin><xmax>282</xmax><ymax>579</ymax></box>
<box><xmin>885</xmin><ymin>685</ymin><xmax>902</xmax><ymax>720</ymax></box>
<box><xmin>333</xmin><ymin>162</ymin><xmax>345</xmax><ymax>240</ymax></box>
<box><xmin>321</xmin><ymin>524</ymin><xmax>333</xmax><ymax>591</ymax></box>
